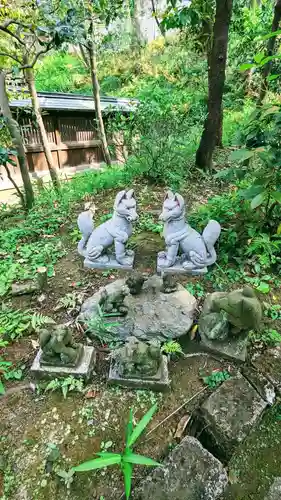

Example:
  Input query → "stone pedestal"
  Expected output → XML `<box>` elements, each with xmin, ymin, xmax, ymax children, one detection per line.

<box><xmin>199</xmin><ymin>374</ymin><xmax>267</xmax><ymax>461</ymax></box>
<box><xmin>252</xmin><ymin>345</ymin><xmax>281</xmax><ymax>394</ymax></box>
<box><xmin>157</xmin><ymin>255</ymin><xmax>207</xmax><ymax>275</ymax></box>
<box><xmin>84</xmin><ymin>252</ymin><xmax>135</xmax><ymax>271</ymax></box>
<box><xmin>30</xmin><ymin>346</ymin><xmax>96</xmax><ymax>381</ymax></box>
<box><xmin>108</xmin><ymin>355</ymin><xmax>170</xmax><ymax>391</ymax></box>
<box><xmin>200</xmin><ymin>330</ymin><xmax>248</xmax><ymax>362</ymax></box>
<box><xmin>264</xmin><ymin>477</ymin><xmax>281</xmax><ymax>500</ymax></box>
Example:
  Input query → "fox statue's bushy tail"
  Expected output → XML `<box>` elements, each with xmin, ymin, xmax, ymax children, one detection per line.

<box><xmin>77</xmin><ymin>210</ymin><xmax>94</xmax><ymax>257</ymax></box>
<box><xmin>201</xmin><ymin>219</ymin><xmax>221</xmax><ymax>265</ymax></box>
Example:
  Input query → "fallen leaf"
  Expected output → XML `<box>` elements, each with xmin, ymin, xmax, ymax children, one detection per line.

<box><xmin>31</xmin><ymin>339</ymin><xmax>40</xmax><ymax>350</ymax></box>
<box><xmin>190</xmin><ymin>324</ymin><xmax>198</xmax><ymax>340</ymax></box>
<box><xmin>174</xmin><ymin>414</ymin><xmax>191</xmax><ymax>442</ymax></box>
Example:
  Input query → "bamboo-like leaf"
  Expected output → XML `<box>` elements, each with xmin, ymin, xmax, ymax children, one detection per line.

<box><xmin>126</xmin><ymin>408</ymin><xmax>133</xmax><ymax>447</ymax></box>
<box><xmin>127</xmin><ymin>404</ymin><xmax>157</xmax><ymax>447</ymax></box>
<box><xmin>0</xmin><ymin>379</ymin><xmax>5</xmax><ymax>395</ymax></box>
<box><xmin>123</xmin><ymin>452</ymin><xmax>162</xmax><ymax>467</ymax></box>
<box><xmin>262</xmin><ymin>29</ymin><xmax>281</xmax><ymax>41</ymax></box>
<box><xmin>122</xmin><ymin>460</ymin><xmax>133</xmax><ymax>500</ymax></box>
<box><xmin>239</xmin><ymin>63</ymin><xmax>255</xmax><ymax>71</ymax></box>
<box><xmin>251</xmin><ymin>192</ymin><xmax>266</xmax><ymax>209</ymax></box>
<box><xmin>95</xmin><ymin>452</ymin><xmax>119</xmax><ymax>458</ymax></box>
<box><xmin>72</xmin><ymin>454</ymin><xmax>121</xmax><ymax>472</ymax></box>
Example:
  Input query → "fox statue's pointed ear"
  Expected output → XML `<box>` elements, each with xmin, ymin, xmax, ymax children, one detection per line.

<box><xmin>165</xmin><ymin>190</ymin><xmax>174</xmax><ymax>200</ymax></box>
<box><xmin>114</xmin><ymin>190</ymin><xmax>126</xmax><ymax>209</ymax></box>
<box><xmin>175</xmin><ymin>193</ymin><xmax>185</xmax><ymax>209</ymax></box>
<box><xmin>126</xmin><ymin>189</ymin><xmax>135</xmax><ymax>199</ymax></box>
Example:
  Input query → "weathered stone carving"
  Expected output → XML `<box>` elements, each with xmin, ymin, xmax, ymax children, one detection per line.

<box><xmin>39</xmin><ymin>325</ymin><xmax>83</xmax><ymax>367</ymax></box>
<box><xmin>126</xmin><ymin>272</ymin><xmax>146</xmax><ymax>296</ymax></box>
<box><xmin>99</xmin><ymin>283</ymin><xmax>129</xmax><ymax>316</ymax></box>
<box><xmin>77</xmin><ymin>189</ymin><xmax>138</xmax><ymax>269</ymax></box>
<box><xmin>113</xmin><ymin>336</ymin><xmax>162</xmax><ymax>377</ymax></box>
<box><xmin>157</xmin><ymin>191</ymin><xmax>221</xmax><ymax>274</ymax></box>
<box><xmin>199</xmin><ymin>286</ymin><xmax>262</xmax><ymax>341</ymax></box>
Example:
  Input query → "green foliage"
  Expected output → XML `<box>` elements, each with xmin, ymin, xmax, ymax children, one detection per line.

<box><xmin>85</xmin><ymin>306</ymin><xmax>122</xmax><ymax>349</ymax></box>
<box><xmin>249</xmin><ymin>328</ymin><xmax>281</xmax><ymax>347</ymax></box>
<box><xmin>264</xmin><ymin>303</ymin><xmax>281</xmax><ymax>320</ymax></box>
<box><xmin>185</xmin><ymin>282</ymin><xmax>205</xmax><ymax>297</ymax></box>
<box><xmin>36</xmin><ymin>52</ymin><xmax>91</xmax><ymax>93</ymax></box>
<box><xmin>44</xmin><ymin>376</ymin><xmax>84</xmax><ymax>399</ymax></box>
<box><xmin>136</xmin><ymin>214</ymin><xmax>163</xmax><ymax>234</ymax></box>
<box><xmin>0</xmin><ymin>305</ymin><xmax>54</xmax><ymax>341</ymax></box>
<box><xmin>72</xmin><ymin>404</ymin><xmax>160</xmax><ymax>499</ymax></box>
<box><xmin>202</xmin><ymin>370</ymin><xmax>232</xmax><ymax>389</ymax></box>
<box><xmin>161</xmin><ymin>340</ymin><xmax>183</xmax><ymax>355</ymax></box>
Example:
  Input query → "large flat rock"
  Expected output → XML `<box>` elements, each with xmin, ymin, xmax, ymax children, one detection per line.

<box><xmin>79</xmin><ymin>278</ymin><xmax>197</xmax><ymax>342</ymax></box>
<box><xmin>253</xmin><ymin>345</ymin><xmax>281</xmax><ymax>394</ymax></box>
<box><xmin>200</xmin><ymin>374</ymin><xmax>267</xmax><ymax>461</ymax></box>
<box><xmin>132</xmin><ymin>436</ymin><xmax>228</xmax><ymax>500</ymax></box>
<box><xmin>264</xmin><ymin>477</ymin><xmax>281</xmax><ymax>500</ymax></box>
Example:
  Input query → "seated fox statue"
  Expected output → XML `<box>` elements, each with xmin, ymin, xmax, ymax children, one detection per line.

<box><xmin>157</xmin><ymin>191</ymin><xmax>221</xmax><ymax>274</ymax></box>
<box><xmin>77</xmin><ymin>189</ymin><xmax>138</xmax><ymax>269</ymax></box>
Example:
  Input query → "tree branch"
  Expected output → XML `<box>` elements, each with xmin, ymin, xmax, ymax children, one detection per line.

<box><xmin>21</xmin><ymin>43</ymin><xmax>53</xmax><ymax>69</ymax></box>
<box><xmin>0</xmin><ymin>26</ymin><xmax>25</xmax><ymax>46</ymax></box>
<box><xmin>0</xmin><ymin>52</ymin><xmax>22</xmax><ymax>64</ymax></box>
<box><xmin>2</xmin><ymin>162</ymin><xmax>26</xmax><ymax>207</ymax></box>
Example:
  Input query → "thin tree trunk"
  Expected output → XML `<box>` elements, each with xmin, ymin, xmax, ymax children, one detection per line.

<box><xmin>88</xmin><ymin>22</ymin><xmax>112</xmax><ymax>167</ymax></box>
<box><xmin>259</xmin><ymin>0</ymin><xmax>281</xmax><ymax>104</ymax></box>
<box><xmin>132</xmin><ymin>0</ymin><xmax>144</xmax><ymax>48</ymax></box>
<box><xmin>196</xmin><ymin>0</ymin><xmax>233</xmax><ymax>169</ymax></box>
<box><xmin>24</xmin><ymin>66</ymin><xmax>61</xmax><ymax>190</ymax></box>
<box><xmin>0</xmin><ymin>71</ymin><xmax>34</xmax><ymax>209</ymax></box>
<box><xmin>151</xmin><ymin>0</ymin><xmax>165</xmax><ymax>37</ymax></box>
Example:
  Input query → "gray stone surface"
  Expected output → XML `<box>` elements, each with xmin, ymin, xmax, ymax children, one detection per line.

<box><xmin>79</xmin><ymin>278</ymin><xmax>197</xmax><ymax>342</ymax></box>
<box><xmin>200</xmin><ymin>330</ymin><xmax>248</xmax><ymax>362</ymax></box>
<box><xmin>200</xmin><ymin>374</ymin><xmax>267</xmax><ymax>461</ymax></box>
<box><xmin>264</xmin><ymin>477</ymin><xmax>281</xmax><ymax>500</ymax></box>
<box><xmin>131</xmin><ymin>436</ymin><xmax>228</xmax><ymax>500</ymax></box>
<box><xmin>242</xmin><ymin>366</ymin><xmax>276</xmax><ymax>405</ymax></box>
<box><xmin>157</xmin><ymin>190</ymin><xmax>220</xmax><ymax>274</ymax></box>
<box><xmin>253</xmin><ymin>345</ymin><xmax>281</xmax><ymax>394</ymax></box>
<box><xmin>157</xmin><ymin>256</ymin><xmax>207</xmax><ymax>275</ymax></box>
<box><xmin>108</xmin><ymin>354</ymin><xmax>170</xmax><ymax>391</ymax></box>
<box><xmin>77</xmin><ymin>189</ymin><xmax>138</xmax><ymax>269</ymax></box>
<box><xmin>30</xmin><ymin>346</ymin><xmax>96</xmax><ymax>381</ymax></box>
<box><xmin>84</xmin><ymin>252</ymin><xmax>134</xmax><ymax>270</ymax></box>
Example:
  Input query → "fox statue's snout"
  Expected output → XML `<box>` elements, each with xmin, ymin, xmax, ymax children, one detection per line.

<box><xmin>127</xmin><ymin>210</ymin><xmax>138</xmax><ymax>222</ymax></box>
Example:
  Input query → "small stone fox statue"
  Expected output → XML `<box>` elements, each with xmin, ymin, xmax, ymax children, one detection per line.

<box><xmin>158</xmin><ymin>191</ymin><xmax>221</xmax><ymax>273</ymax></box>
<box><xmin>77</xmin><ymin>189</ymin><xmax>138</xmax><ymax>267</ymax></box>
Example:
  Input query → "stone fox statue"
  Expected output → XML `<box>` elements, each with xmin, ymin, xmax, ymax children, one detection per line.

<box><xmin>158</xmin><ymin>191</ymin><xmax>221</xmax><ymax>272</ymax></box>
<box><xmin>77</xmin><ymin>189</ymin><xmax>138</xmax><ymax>266</ymax></box>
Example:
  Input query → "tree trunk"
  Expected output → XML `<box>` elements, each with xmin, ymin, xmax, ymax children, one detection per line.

<box><xmin>24</xmin><ymin>66</ymin><xmax>61</xmax><ymax>190</ymax></box>
<box><xmin>0</xmin><ymin>71</ymin><xmax>34</xmax><ymax>209</ymax></box>
<box><xmin>259</xmin><ymin>0</ymin><xmax>281</xmax><ymax>104</ymax></box>
<box><xmin>88</xmin><ymin>23</ymin><xmax>112</xmax><ymax>167</ymax></box>
<box><xmin>196</xmin><ymin>0</ymin><xmax>233</xmax><ymax>169</ymax></box>
<box><xmin>132</xmin><ymin>0</ymin><xmax>145</xmax><ymax>48</ymax></box>
<box><xmin>151</xmin><ymin>0</ymin><xmax>165</xmax><ymax>37</ymax></box>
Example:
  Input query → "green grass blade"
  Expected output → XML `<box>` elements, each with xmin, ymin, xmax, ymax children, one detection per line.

<box><xmin>127</xmin><ymin>404</ymin><xmax>157</xmax><ymax>447</ymax></box>
<box><xmin>95</xmin><ymin>452</ymin><xmax>119</xmax><ymax>458</ymax></box>
<box><xmin>122</xmin><ymin>460</ymin><xmax>133</xmax><ymax>500</ymax></box>
<box><xmin>126</xmin><ymin>408</ymin><xmax>133</xmax><ymax>447</ymax></box>
<box><xmin>72</xmin><ymin>454</ymin><xmax>121</xmax><ymax>472</ymax></box>
<box><xmin>123</xmin><ymin>453</ymin><xmax>161</xmax><ymax>467</ymax></box>
<box><xmin>0</xmin><ymin>379</ymin><xmax>5</xmax><ymax>395</ymax></box>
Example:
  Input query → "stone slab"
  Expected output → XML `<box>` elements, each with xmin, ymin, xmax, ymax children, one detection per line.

<box><xmin>108</xmin><ymin>355</ymin><xmax>170</xmax><ymax>391</ymax></box>
<box><xmin>131</xmin><ymin>436</ymin><xmax>228</xmax><ymax>500</ymax></box>
<box><xmin>157</xmin><ymin>255</ymin><xmax>207</xmax><ymax>275</ymax></box>
<box><xmin>84</xmin><ymin>251</ymin><xmax>135</xmax><ymax>271</ymax></box>
<box><xmin>242</xmin><ymin>365</ymin><xmax>276</xmax><ymax>405</ymax></box>
<box><xmin>252</xmin><ymin>345</ymin><xmax>281</xmax><ymax>394</ymax></box>
<box><xmin>30</xmin><ymin>346</ymin><xmax>96</xmax><ymax>381</ymax></box>
<box><xmin>200</xmin><ymin>374</ymin><xmax>267</xmax><ymax>461</ymax></box>
<box><xmin>80</xmin><ymin>279</ymin><xmax>197</xmax><ymax>342</ymax></box>
<box><xmin>264</xmin><ymin>477</ymin><xmax>281</xmax><ymax>500</ymax></box>
<box><xmin>200</xmin><ymin>330</ymin><xmax>248</xmax><ymax>362</ymax></box>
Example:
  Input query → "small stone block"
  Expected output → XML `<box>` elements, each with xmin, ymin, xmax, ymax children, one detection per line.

<box><xmin>200</xmin><ymin>330</ymin><xmax>248</xmax><ymax>362</ymax></box>
<box><xmin>157</xmin><ymin>255</ymin><xmax>207</xmax><ymax>275</ymax></box>
<box><xmin>264</xmin><ymin>477</ymin><xmax>281</xmax><ymax>500</ymax></box>
<box><xmin>131</xmin><ymin>436</ymin><xmax>228</xmax><ymax>500</ymax></box>
<box><xmin>253</xmin><ymin>345</ymin><xmax>281</xmax><ymax>394</ymax></box>
<box><xmin>30</xmin><ymin>346</ymin><xmax>96</xmax><ymax>381</ymax></box>
<box><xmin>108</xmin><ymin>355</ymin><xmax>170</xmax><ymax>391</ymax></box>
<box><xmin>84</xmin><ymin>252</ymin><xmax>135</xmax><ymax>271</ymax></box>
<box><xmin>200</xmin><ymin>374</ymin><xmax>267</xmax><ymax>461</ymax></box>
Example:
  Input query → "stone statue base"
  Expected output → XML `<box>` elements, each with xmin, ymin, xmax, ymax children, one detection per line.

<box><xmin>108</xmin><ymin>355</ymin><xmax>170</xmax><ymax>392</ymax></box>
<box><xmin>84</xmin><ymin>251</ymin><xmax>135</xmax><ymax>271</ymax></box>
<box><xmin>30</xmin><ymin>346</ymin><xmax>96</xmax><ymax>381</ymax></box>
<box><xmin>157</xmin><ymin>254</ymin><xmax>207</xmax><ymax>275</ymax></box>
<box><xmin>40</xmin><ymin>344</ymin><xmax>84</xmax><ymax>367</ymax></box>
<box><xmin>200</xmin><ymin>330</ymin><xmax>248</xmax><ymax>362</ymax></box>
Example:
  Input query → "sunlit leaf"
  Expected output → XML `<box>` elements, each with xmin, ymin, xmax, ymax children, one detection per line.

<box><xmin>271</xmin><ymin>191</ymin><xmax>281</xmax><ymax>203</ymax></box>
<box><xmin>276</xmin><ymin>223</ymin><xmax>281</xmax><ymax>235</ymax></box>
<box><xmin>123</xmin><ymin>453</ymin><xmax>162</xmax><ymax>466</ymax></box>
<box><xmin>256</xmin><ymin>282</ymin><xmax>270</xmax><ymax>294</ymax></box>
<box><xmin>251</xmin><ymin>192</ymin><xmax>266</xmax><ymax>209</ymax></box>
<box><xmin>239</xmin><ymin>63</ymin><xmax>255</xmax><ymax>71</ymax></box>
<box><xmin>229</xmin><ymin>149</ymin><xmax>254</xmax><ymax>162</ymax></box>
<box><xmin>72</xmin><ymin>454</ymin><xmax>121</xmax><ymax>472</ymax></box>
<box><xmin>267</xmin><ymin>74</ymin><xmax>280</xmax><ymax>82</ymax></box>
<box><xmin>261</xmin><ymin>29</ymin><xmax>281</xmax><ymax>41</ymax></box>
<box><xmin>262</xmin><ymin>106</ymin><xmax>280</xmax><ymax>116</ymax></box>
<box><xmin>127</xmin><ymin>404</ymin><xmax>157</xmax><ymax>447</ymax></box>
<box><xmin>254</xmin><ymin>52</ymin><xmax>265</xmax><ymax>64</ymax></box>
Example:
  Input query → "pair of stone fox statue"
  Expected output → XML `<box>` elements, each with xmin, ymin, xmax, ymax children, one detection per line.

<box><xmin>77</xmin><ymin>189</ymin><xmax>221</xmax><ymax>274</ymax></box>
